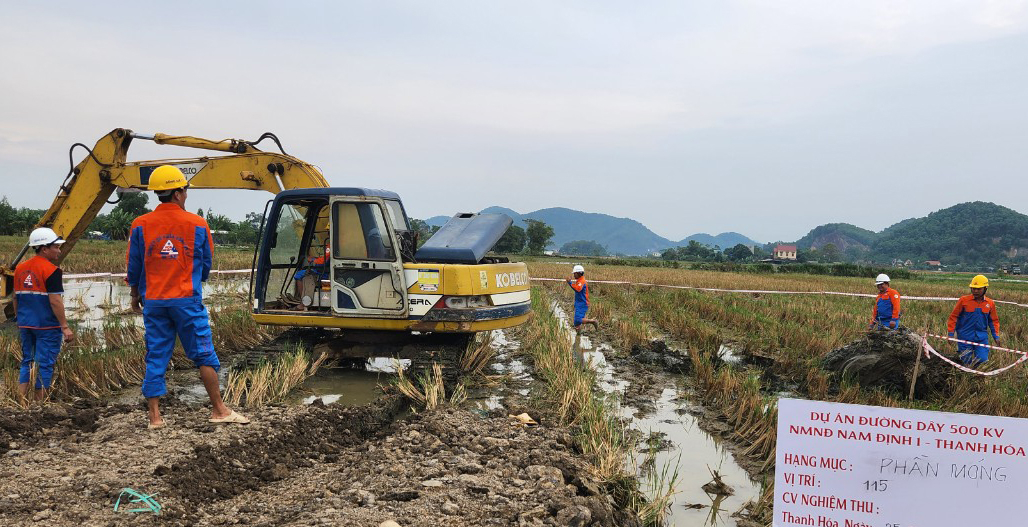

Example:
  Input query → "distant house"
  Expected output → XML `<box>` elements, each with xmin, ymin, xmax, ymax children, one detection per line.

<box><xmin>904</xmin><ymin>260</ymin><xmax>913</xmax><ymax>267</ymax></box>
<box><xmin>773</xmin><ymin>244</ymin><xmax>797</xmax><ymax>260</ymax></box>
<box><xmin>924</xmin><ymin>260</ymin><xmax>942</xmax><ymax>268</ymax></box>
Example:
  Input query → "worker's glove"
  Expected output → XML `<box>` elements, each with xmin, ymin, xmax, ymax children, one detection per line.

<box><xmin>888</xmin><ymin>321</ymin><xmax>896</xmax><ymax>329</ymax></box>
<box><xmin>868</xmin><ymin>322</ymin><xmax>875</xmax><ymax>330</ymax></box>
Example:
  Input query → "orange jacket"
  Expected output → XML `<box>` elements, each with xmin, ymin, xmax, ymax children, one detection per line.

<box><xmin>126</xmin><ymin>203</ymin><xmax>213</xmax><ymax>306</ymax></box>
<box><xmin>567</xmin><ymin>276</ymin><xmax>589</xmax><ymax>307</ymax></box>
<box><xmin>14</xmin><ymin>255</ymin><xmax>63</xmax><ymax>329</ymax></box>
<box><xmin>947</xmin><ymin>295</ymin><xmax>1000</xmax><ymax>340</ymax></box>
<box><xmin>871</xmin><ymin>287</ymin><xmax>901</xmax><ymax>324</ymax></box>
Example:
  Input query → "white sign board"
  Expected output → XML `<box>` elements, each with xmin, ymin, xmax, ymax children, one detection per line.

<box><xmin>775</xmin><ymin>398</ymin><xmax>1028</xmax><ymax>527</ymax></box>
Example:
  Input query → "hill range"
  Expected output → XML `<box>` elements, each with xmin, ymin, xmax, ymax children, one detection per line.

<box><xmin>426</xmin><ymin>201</ymin><xmax>1028</xmax><ymax>265</ymax></box>
<box><xmin>793</xmin><ymin>202</ymin><xmax>1028</xmax><ymax>266</ymax></box>
<box><xmin>425</xmin><ymin>206</ymin><xmax>760</xmax><ymax>256</ymax></box>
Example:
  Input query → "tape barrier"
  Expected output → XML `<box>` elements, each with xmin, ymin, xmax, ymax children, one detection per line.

<box><xmin>538</xmin><ymin>276</ymin><xmax>1028</xmax><ymax>376</ymax></box>
<box><xmin>919</xmin><ymin>333</ymin><xmax>1028</xmax><ymax>377</ymax></box>
<box><xmin>532</xmin><ymin>278</ymin><xmax>1028</xmax><ymax>309</ymax></box>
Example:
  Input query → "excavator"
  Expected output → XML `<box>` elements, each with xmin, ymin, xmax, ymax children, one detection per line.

<box><xmin>1</xmin><ymin>128</ymin><xmax>531</xmax><ymax>371</ymax></box>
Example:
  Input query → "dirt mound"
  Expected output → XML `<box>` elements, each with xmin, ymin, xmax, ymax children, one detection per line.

<box><xmin>629</xmin><ymin>340</ymin><xmax>691</xmax><ymax>374</ymax></box>
<box><xmin>822</xmin><ymin>328</ymin><xmax>953</xmax><ymax>398</ymax></box>
<box><xmin>0</xmin><ymin>398</ymin><xmax>637</xmax><ymax>526</ymax></box>
<box><xmin>0</xmin><ymin>399</ymin><xmax>131</xmax><ymax>456</ymax></box>
<box><xmin>160</xmin><ymin>397</ymin><xmax>403</xmax><ymax>505</ymax></box>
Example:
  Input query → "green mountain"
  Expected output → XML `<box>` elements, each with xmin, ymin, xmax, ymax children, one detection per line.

<box><xmin>872</xmin><ymin>202</ymin><xmax>1028</xmax><ymax>265</ymax></box>
<box><xmin>424</xmin><ymin>206</ymin><xmax>761</xmax><ymax>255</ymax></box>
<box><xmin>680</xmin><ymin>232</ymin><xmax>761</xmax><ymax>249</ymax></box>
<box><xmin>482</xmin><ymin>206</ymin><xmax>673</xmax><ymax>255</ymax></box>
<box><xmin>795</xmin><ymin>223</ymin><xmax>877</xmax><ymax>252</ymax></box>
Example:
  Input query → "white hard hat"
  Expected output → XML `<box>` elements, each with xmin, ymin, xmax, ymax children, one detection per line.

<box><xmin>875</xmin><ymin>273</ymin><xmax>890</xmax><ymax>284</ymax></box>
<box><xmin>28</xmin><ymin>227</ymin><xmax>65</xmax><ymax>247</ymax></box>
<box><xmin>572</xmin><ymin>264</ymin><xmax>585</xmax><ymax>274</ymax></box>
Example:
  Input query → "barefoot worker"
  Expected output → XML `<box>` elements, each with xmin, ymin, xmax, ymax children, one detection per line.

<box><xmin>127</xmin><ymin>165</ymin><xmax>248</xmax><ymax>429</ymax></box>
<box><xmin>947</xmin><ymin>274</ymin><xmax>1000</xmax><ymax>367</ymax></box>
<box><xmin>869</xmin><ymin>273</ymin><xmax>901</xmax><ymax>330</ymax></box>
<box><xmin>14</xmin><ymin>228</ymin><xmax>74</xmax><ymax>401</ymax></box>
<box><xmin>566</xmin><ymin>264</ymin><xmax>599</xmax><ymax>333</ymax></box>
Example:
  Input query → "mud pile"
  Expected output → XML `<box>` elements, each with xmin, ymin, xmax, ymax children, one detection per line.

<box><xmin>0</xmin><ymin>399</ymin><xmax>635</xmax><ymax>527</ymax></box>
<box><xmin>822</xmin><ymin>328</ymin><xmax>953</xmax><ymax>398</ymax></box>
<box><xmin>629</xmin><ymin>340</ymin><xmax>691</xmax><ymax>374</ymax></box>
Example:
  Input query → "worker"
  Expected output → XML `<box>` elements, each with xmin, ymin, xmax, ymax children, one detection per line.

<box><xmin>293</xmin><ymin>241</ymin><xmax>330</xmax><ymax>309</ymax></box>
<box><xmin>566</xmin><ymin>264</ymin><xmax>599</xmax><ymax>332</ymax></box>
<box><xmin>869</xmin><ymin>273</ymin><xmax>901</xmax><ymax>330</ymax></box>
<box><xmin>14</xmin><ymin>227</ymin><xmax>74</xmax><ymax>401</ymax></box>
<box><xmin>127</xmin><ymin>165</ymin><xmax>248</xmax><ymax>429</ymax></box>
<box><xmin>947</xmin><ymin>274</ymin><xmax>1000</xmax><ymax>367</ymax></box>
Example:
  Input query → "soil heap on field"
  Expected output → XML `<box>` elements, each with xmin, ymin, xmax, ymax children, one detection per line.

<box><xmin>0</xmin><ymin>398</ymin><xmax>639</xmax><ymax>527</ymax></box>
<box><xmin>629</xmin><ymin>340</ymin><xmax>691</xmax><ymax>374</ymax></box>
<box><xmin>822</xmin><ymin>328</ymin><xmax>953</xmax><ymax>399</ymax></box>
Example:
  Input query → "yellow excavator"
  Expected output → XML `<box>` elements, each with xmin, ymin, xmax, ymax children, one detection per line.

<box><xmin>1</xmin><ymin>128</ymin><xmax>530</xmax><ymax>368</ymax></box>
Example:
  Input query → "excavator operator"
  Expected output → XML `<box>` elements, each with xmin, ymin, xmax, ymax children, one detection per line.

<box><xmin>126</xmin><ymin>165</ymin><xmax>248</xmax><ymax>429</ymax></box>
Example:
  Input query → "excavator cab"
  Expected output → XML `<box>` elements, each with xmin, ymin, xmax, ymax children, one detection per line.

<box><xmin>254</xmin><ymin>188</ymin><xmax>412</xmax><ymax>320</ymax></box>
<box><xmin>0</xmin><ymin>129</ymin><xmax>531</xmax><ymax>342</ymax></box>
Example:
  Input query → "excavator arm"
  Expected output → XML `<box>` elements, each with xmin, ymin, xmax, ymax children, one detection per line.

<box><xmin>2</xmin><ymin>128</ymin><xmax>330</xmax><ymax>316</ymax></box>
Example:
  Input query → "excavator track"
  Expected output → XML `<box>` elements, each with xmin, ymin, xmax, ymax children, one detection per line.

<box><xmin>228</xmin><ymin>327</ymin><xmax>475</xmax><ymax>382</ymax></box>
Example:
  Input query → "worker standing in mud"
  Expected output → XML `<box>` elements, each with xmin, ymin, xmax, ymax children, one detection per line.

<box><xmin>869</xmin><ymin>274</ymin><xmax>901</xmax><ymax>330</ymax></box>
<box><xmin>566</xmin><ymin>264</ymin><xmax>599</xmax><ymax>333</ymax></box>
<box><xmin>13</xmin><ymin>227</ymin><xmax>74</xmax><ymax>401</ymax></box>
<box><xmin>948</xmin><ymin>274</ymin><xmax>1000</xmax><ymax>367</ymax></box>
<box><xmin>127</xmin><ymin>165</ymin><xmax>248</xmax><ymax>429</ymax></box>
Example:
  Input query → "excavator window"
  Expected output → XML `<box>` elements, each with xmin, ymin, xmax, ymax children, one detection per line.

<box><xmin>332</xmin><ymin>202</ymin><xmax>395</xmax><ymax>261</ymax></box>
<box><xmin>268</xmin><ymin>203</ymin><xmax>309</xmax><ymax>266</ymax></box>
<box><xmin>383</xmin><ymin>200</ymin><xmax>410</xmax><ymax>231</ymax></box>
<box><xmin>264</xmin><ymin>198</ymin><xmax>331</xmax><ymax>310</ymax></box>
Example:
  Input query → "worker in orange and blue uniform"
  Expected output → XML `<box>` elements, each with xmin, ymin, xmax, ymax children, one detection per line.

<box><xmin>127</xmin><ymin>165</ymin><xmax>248</xmax><ymax>429</ymax></box>
<box><xmin>14</xmin><ymin>227</ymin><xmax>74</xmax><ymax>401</ymax></box>
<box><xmin>566</xmin><ymin>264</ymin><xmax>598</xmax><ymax>332</ymax></box>
<box><xmin>869</xmin><ymin>273</ymin><xmax>901</xmax><ymax>330</ymax></box>
<box><xmin>947</xmin><ymin>274</ymin><xmax>1000</xmax><ymax>367</ymax></box>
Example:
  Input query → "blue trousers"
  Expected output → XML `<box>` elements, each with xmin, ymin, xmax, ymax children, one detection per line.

<box><xmin>957</xmin><ymin>338</ymin><xmax>990</xmax><ymax>367</ymax></box>
<box><xmin>19</xmin><ymin>328</ymin><xmax>63</xmax><ymax>389</ymax></box>
<box><xmin>573</xmin><ymin>303</ymin><xmax>589</xmax><ymax>326</ymax></box>
<box><xmin>874</xmin><ymin>317</ymin><xmax>899</xmax><ymax>330</ymax></box>
<box><xmin>142</xmin><ymin>303</ymin><xmax>220</xmax><ymax>398</ymax></box>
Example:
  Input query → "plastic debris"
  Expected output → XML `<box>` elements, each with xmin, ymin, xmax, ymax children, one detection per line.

<box><xmin>114</xmin><ymin>488</ymin><xmax>161</xmax><ymax>515</ymax></box>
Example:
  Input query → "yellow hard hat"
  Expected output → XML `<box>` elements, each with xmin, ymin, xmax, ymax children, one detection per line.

<box><xmin>969</xmin><ymin>275</ymin><xmax>989</xmax><ymax>288</ymax></box>
<box><xmin>148</xmin><ymin>165</ymin><xmax>189</xmax><ymax>192</ymax></box>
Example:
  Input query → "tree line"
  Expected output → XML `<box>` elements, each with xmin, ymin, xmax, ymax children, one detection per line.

<box><xmin>0</xmin><ymin>193</ymin><xmax>263</xmax><ymax>245</ymax></box>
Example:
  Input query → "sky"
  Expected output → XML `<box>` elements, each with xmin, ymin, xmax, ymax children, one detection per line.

<box><xmin>2</xmin><ymin>1</ymin><xmax>1028</xmax><ymax>243</ymax></box>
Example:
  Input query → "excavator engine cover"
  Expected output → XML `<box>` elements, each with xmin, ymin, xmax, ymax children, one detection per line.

<box><xmin>415</xmin><ymin>213</ymin><xmax>512</xmax><ymax>264</ymax></box>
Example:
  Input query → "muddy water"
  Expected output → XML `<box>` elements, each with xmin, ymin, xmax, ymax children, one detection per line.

<box><xmin>554</xmin><ymin>301</ymin><xmax>761</xmax><ymax>526</ymax></box>
<box><xmin>287</xmin><ymin>358</ymin><xmax>405</xmax><ymax>406</ymax></box>
<box><xmin>63</xmin><ymin>275</ymin><xmax>247</xmax><ymax>330</ymax></box>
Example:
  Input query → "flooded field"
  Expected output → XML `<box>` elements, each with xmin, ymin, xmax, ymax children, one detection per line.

<box><xmin>552</xmin><ymin>301</ymin><xmax>762</xmax><ymax>526</ymax></box>
<box><xmin>62</xmin><ymin>272</ymin><xmax>249</xmax><ymax>330</ymax></box>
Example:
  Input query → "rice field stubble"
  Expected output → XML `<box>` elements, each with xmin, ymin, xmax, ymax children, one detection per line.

<box><xmin>0</xmin><ymin>235</ymin><xmax>254</xmax><ymax>274</ymax></box>
<box><xmin>528</xmin><ymin>262</ymin><xmax>1028</xmax><ymax>525</ymax></box>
